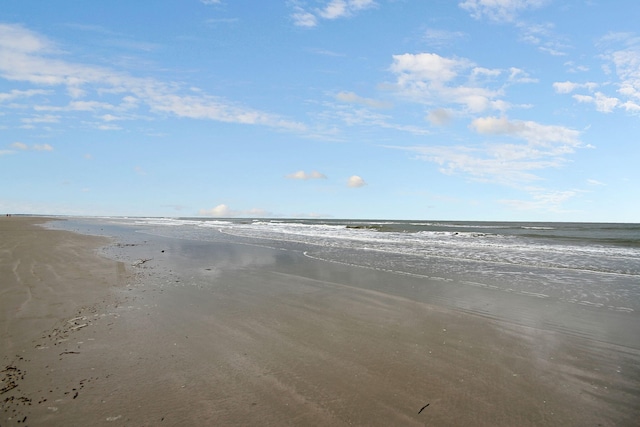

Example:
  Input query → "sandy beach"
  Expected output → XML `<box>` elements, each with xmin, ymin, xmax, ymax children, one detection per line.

<box><xmin>1</xmin><ymin>217</ymin><xmax>639</xmax><ymax>426</ymax></box>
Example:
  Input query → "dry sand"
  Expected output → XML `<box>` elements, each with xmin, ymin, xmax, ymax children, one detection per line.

<box><xmin>1</xmin><ymin>217</ymin><xmax>639</xmax><ymax>426</ymax></box>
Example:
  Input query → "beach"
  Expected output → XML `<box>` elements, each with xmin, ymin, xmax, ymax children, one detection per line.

<box><xmin>1</xmin><ymin>217</ymin><xmax>639</xmax><ymax>426</ymax></box>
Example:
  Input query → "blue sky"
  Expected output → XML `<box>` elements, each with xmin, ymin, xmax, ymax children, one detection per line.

<box><xmin>1</xmin><ymin>0</ymin><xmax>638</xmax><ymax>221</ymax></box>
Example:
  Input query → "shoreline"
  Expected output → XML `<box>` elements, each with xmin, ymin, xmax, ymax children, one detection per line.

<box><xmin>1</xmin><ymin>217</ymin><xmax>134</xmax><ymax>426</ymax></box>
<box><xmin>2</xmin><ymin>217</ymin><xmax>639</xmax><ymax>426</ymax></box>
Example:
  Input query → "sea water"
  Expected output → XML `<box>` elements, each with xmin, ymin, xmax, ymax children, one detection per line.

<box><xmin>92</xmin><ymin>217</ymin><xmax>640</xmax><ymax>315</ymax></box>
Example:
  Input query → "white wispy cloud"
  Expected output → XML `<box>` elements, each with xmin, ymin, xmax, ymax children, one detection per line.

<box><xmin>291</xmin><ymin>0</ymin><xmax>376</xmax><ymax>27</ymax></box>
<box><xmin>0</xmin><ymin>89</ymin><xmax>50</xmax><ymax>102</ymax></box>
<box><xmin>11</xmin><ymin>142</ymin><xmax>28</xmax><ymax>150</ymax></box>
<box><xmin>335</xmin><ymin>91</ymin><xmax>391</xmax><ymax>109</ymax></box>
<box><xmin>10</xmin><ymin>141</ymin><xmax>54</xmax><ymax>151</ymax></box>
<box><xmin>563</xmin><ymin>61</ymin><xmax>589</xmax><ymax>73</ymax></box>
<box><xmin>470</xmin><ymin>116</ymin><xmax>581</xmax><ymax>148</ymax></box>
<box><xmin>33</xmin><ymin>100</ymin><xmax>119</xmax><ymax>112</ymax></box>
<box><xmin>573</xmin><ymin>92</ymin><xmax>620</xmax><ymax>113</ymax></box>
<box><xmin>499</xmin><ymin>188</ymin><xmax>582</xmax><ymax>213</ymax></box>
<box><xmin>20</xmin><ymin>114</ymin><xmax>60</xmax><ymax>126</ymax></box>
<box><xmin>459</xmin><ymin>0</ymin><xmax>548</xmax><ymax>23</ymax></box>
<box><xmin>33</xmin><ymin>143</ymin><xmax>53</xmax><ymax>151</ymax></box>
<box><xmin>391</xmin><ymin>116</ymin><xmax>582</xmax><ymax>187</ymax></box>
<box><xmin>516</xmin><ymin>22</ymin><xmax>570</xmax><ymax>56</ymax></box>
<box><xmin>458</xmin><ymin>2</ymin><xmax>567</xmax><ymax>57</ymax></box>
<box><xmin>507</xmin><ymin>67</ymin><xmax>538</xmax><ymax>84</ymax></box>
<box><xmin>424</xmin><ymin>29</ymin><xmax>467</xmax><ymax>48</ymax></box>
<box><xmin>286</xmin><ymin>170</ymin><xmax>327</xmax><ymax>180</ymax></box>
<box><xmin>321</xmin><ymin>102</ymin><xmax>430</xmax><ymax>135</ymax></box>
<box><xmin>606</xmin><ymin>38</ymin><xmax>640</xmax><ymax>111</ymax></box>
<box><xmin>0</xmin><ymin>23</ymin><xmax>306</xmax><ymax>132</ymax></box>
<box><xmin>557</xmin><ymin>32</ymin><xmax>640</xmax><ymax>115</ymax></box>
<box><xmin>347</xmin><ymin>175</ymin><xmax>366</xmax><ymax>188</ymax></box>
<box><xmin>291</xmin><ymin>7</ymin><xmax>318</xmax><ymax>27</ymax></box>
<box><xmin>552</xmin><ymin>81</ymin><xmax>598</xmax><ymax>94</ymax></box>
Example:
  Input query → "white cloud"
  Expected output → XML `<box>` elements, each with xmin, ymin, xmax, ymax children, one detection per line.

<box><xmin>0</xmin><ymin>23</ymin><xmax>306</xmax><ymax>132</ymax></box>
<box><xmin>286</xmin><ymin>170</ymin><xmax>327</xmax><ymax>180</ymax></box>
<box><xmin>34</xmin><ymin>100</ymin><xmax>118</xmax><ymax>112</ymax></box>
<box><xmin>323</xmin><ymin>103</ymin><xmax>430</xmax><ymax>135</ymax></box>
<box><xmin>552</xmin><ymin>81</ymin><xmax>598</xmax><ymax>94</ymax></box>
<box><xmin>200</xmin><ymin>0</ymin><xmax>221</xmax><ymax>4</ymax></box>
<box><xmin>292</xmin><ymin>0</ymin><xmax>376</xmax><ymax>27</ymax></box>
<box><xmin>499</xmin><ymin>188</ymin><xmax>582</xmax><ymax>213</ymax></box>
<box><xmin>33</xmin><ymin>143</ymin><xmax>54</xmax><ymax>151</ymax></box>
<box><xmin>0</xmin><ymin>23</ymin><xmax>53</xmax><ymax>53</ymax></box>
<box><xmin>424</xmin><ymin>29</ymin><xmax>466</xmax><ymax>48</ymax></box>
<box><xmin>198</xmin><ymin>204</ymin><xmax>273</xmax><ymax>218</ymax></box>
<box><xmin>391</xmin><ymin>53</ymin><xmax>471</xmax><ymax>83</ymax></box>
<box><xmin>564</xmin><ymin>61</ymin><xmax>589</xmax><ymax>73</ymax></box>
<box><xmin>470</xmin><ymin>116</ymin><xmax>581</xmax><ymax>148</ymax></box>
<box><xmin>427</xmin><ymin>108</ymin><xmax>453</xmax><ymax>126</ymax></box>
<box><xmin>9</xmin><ymin>141</ymin><xmax>53</xmax><ymax>151</ymax></box>
<box><xmin>21</xmin><ymin>114</ymin><xmax>60</xmax><ymax>124</ymax></box>
<box><xmin>553</xmin><ymin>81</ymin><xmax>579</xmax><ymax>94</ymax></box>
<box><xmin>292</xmin><ymin>9</ymin><xmax>318</xmax><ymax>27</ymax></box>
<box><xmin>335</xmin><ymin>91</ymin><xmax>391</xmax><ymax>109</ymax></box>
<box><xmin>512</xmin><ymin>18</ymin><xmax>571</xmax><ymax>57</ymax></box>
<box><xmin>101</xmin><ymin>114</ymin><xmax>123</xmax><ymax>122</ymax></box>
<box><xmin>11</xmin><ymin>142</ymin><xmax>28</xmax><ymax>150</ymax></box>
<box><xmin>572</xmin><ymin>92</ymin><xmax>620</xmax><ymax>113</ymax></box>
<box><xmin>621</xmin><ymin>100</ymin><xmax>640</xmax><ymax>112</ymax></box>
<box><xmin>320</xmin><ymin>0</ymin><xmax>375</xmax><ymax>19</ymax></box>
<box><xmin>200</xmin><ymin>204</ymin><xmax>231</xmax><ymax>217</ymax></box>
<box><xmin>319</xmin><ymin>0</ymin><xmax>348</xmax><ymax>19</ymax></box>
<box><xmin>0</xmin><ymin>89</ymin><xmax>49</xmax><ymax>102</ymax></box>
<box><xmin>587</xmin><ymin>179</ymin><xmax>605</xmax><ymax>186</ymax></box>
<box><xmin>609</xmin><ymin>47</ymin><xmax>640</xmax><ymax>101</ymax></box>
<box><xmin>389</xmin><ymin>52</ymin><xmax>519</xmax><ymax>114</ymax></box>
<box><xmin>347</xmin><ymin>175</ymin><xmax>366</xmax><ymax>188</ymax></box>
<box><xmin>459</xmin><ymin>0</ymin><xmax>548</xmax><ymax>22</ymax></box>
<box><xmin>96</xmin><ymin>123</ymin><xmax>122</xmax><ymax>131</ymax></box>
<box><xmin>392</xmin><ymin>116</ymin><xmax>582</xmax><ymax>187</ymax></box>
<box><xmin>508</xmin><ymin>67</ymin><xmax>537</xmax><ymax>84</ymax></box>
<box><xmin>559</xmin><ymin>33</ymin><xmax>640</xmax><ymax>116</ymax></box>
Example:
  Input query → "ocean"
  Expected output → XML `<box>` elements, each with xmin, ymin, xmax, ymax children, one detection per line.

<box><xmin>68</xmin><ymin>217</ymin><xmax>640</xmax><ymax>315</ymax></box>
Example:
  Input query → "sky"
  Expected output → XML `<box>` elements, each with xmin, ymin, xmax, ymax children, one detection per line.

<box><xmin>1</xmin><ymin>0</ymin><xmax>639</xmax><ymax>222</ymax></box>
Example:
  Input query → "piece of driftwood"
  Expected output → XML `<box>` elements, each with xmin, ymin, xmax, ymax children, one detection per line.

<box><xmin>418</xmin><ymin>403</ymin><xmax>430</xmax><ymax>414</ymax></box>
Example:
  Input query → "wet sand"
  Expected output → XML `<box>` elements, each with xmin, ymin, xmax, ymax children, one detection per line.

<box><xmin>1</xmin><ymin>217</ymin><xmax>639</xmax><ymax>426</ymax></box>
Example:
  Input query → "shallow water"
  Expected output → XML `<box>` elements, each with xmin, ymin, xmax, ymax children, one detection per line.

<box><xmin>91</xmin><ymin>217</ymin><xmax>640</xmax><ymax>313</ymax></box>
<box><xmin>46</xmin><ymin>216</ymin><xmax>640</xmax><ymax>350</ymax></box>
